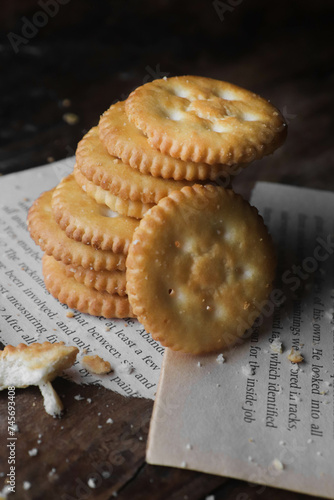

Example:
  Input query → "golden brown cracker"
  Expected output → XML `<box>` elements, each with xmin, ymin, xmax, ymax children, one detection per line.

<box><xmin>51</xmin><ymin>174</ymin><xmax>138</xmax><ymax>253</ymax></box>
<box><xmin>74</xmin><ymin>166</ymin><xmax>153</xmax><ymax>219</ymax></box>
<box><xmin>81</xmin><ymin>355</ymin><xmax>112</xmax><ymax>374</ymax></box>
<box><xmin>76</xmin><ymin>125</ymin><xmax>195</xmax><ymax>201</ymax></box>
<box><xmin>126</xmin><ymin>185</ymin><xmax>276</xmax><ymax>354</ymax></box>
<box><xmin>43</xmin><ymin>254</ymin><xmax>134</xmax><ymax>318</ymax></box>
<box><xmin>125</xmin><ymin>76</ymin><xmax>287</xmax><ymax>165</ymax></box>
<box><xmin>99</xmin><ymin>101</ymin><xmax>224</xmax><ymax>181</ymax></box>
<box><xmin>27</xmin><ymin>189</ymin><xmax>126</xmax><ymax>271</ymax></box>
<box><xmin>62</xmin><ymin>260</ymin><xmax>127</xmax><ymax>295</ymax></box>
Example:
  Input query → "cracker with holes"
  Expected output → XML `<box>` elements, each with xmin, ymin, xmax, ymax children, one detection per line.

<box><xmin>0</xmin><ymin>342</ymin><xmax>78</xmax><ymax>416</ymax></box>
<box><xmin>51</xmin><ymin>174</ymin><xmax>139</xmax><ymax>253</ymax></box>
<box><xmin>27</xmin><ymin>189</ymin><xmax>126</xmax><ymax>271</ymax></box>
<box><xmin>126</xmin><ymin>185</ymin><xmax>276</xmax><ymax>354</ymax></box>
<box><xmin>99</xmin><ymin>101</ymin><xmax>225</xmax><ymax>180</ymax></box>
<box><xmin>125</xmin><ymin>76</ymin><xmax>287</xmax><ymax>165</ymax></box>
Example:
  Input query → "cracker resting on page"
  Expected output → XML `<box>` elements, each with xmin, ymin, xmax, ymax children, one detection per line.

<box><xmin>0</xmin><ymin>342</ymin><xmax>78</xmax><ymax>416</ymax></box>
<box><xmin>126</xmin><ymin>185</ymin><xmax>276</xmax><ymax>354</ymax></box>
<box><xmin>125</xmin><ymin>76</ymin><xmax>287</xmax><ymax>165</ymax></box>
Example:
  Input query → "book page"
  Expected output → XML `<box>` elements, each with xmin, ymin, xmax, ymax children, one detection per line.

<box><xmin>147</xmin><ymin>182</ymin><xmax>334</xmax><ymax>498</ymax></box>
<box><xmin>0</xmin><ymin>160</ymin><xmax>163</xmax><ymax>399</ymax></box>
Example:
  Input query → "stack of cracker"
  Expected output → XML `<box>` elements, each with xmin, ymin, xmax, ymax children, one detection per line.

<box><xmin>28</xmin><ymin>76</ymin><xmax>286</xmax><ymax>353</ymax></box>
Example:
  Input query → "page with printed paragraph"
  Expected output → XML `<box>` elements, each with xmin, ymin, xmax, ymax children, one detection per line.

<box><xmin>147</xmin><ymin>182</ymin><xmax>334</xmax><ymax>499</ymax></box>
<box><xmin>0</xmin><ymin>160</ymin><xmax>163</xmax><ymax>400</ymax></box>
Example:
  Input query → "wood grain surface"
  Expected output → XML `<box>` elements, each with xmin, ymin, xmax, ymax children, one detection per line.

<box><xmin>0</xmin><ymin>0</ymin><xmax>333</xmax><ymax>498</ymax></box>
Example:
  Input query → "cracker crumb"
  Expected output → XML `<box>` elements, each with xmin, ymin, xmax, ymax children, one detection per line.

<box><xmin>74</xmin><ymin>394</ymin><xmax>85</xmax><ymax>401</ymax></box>
<box><xmin>63</xmin><ymin>112</ymin><xmax>79</xmax><ymax>125</ymax></box>
<box><xmin>82</xmin><ymin>354</ymin><xmax>112</xmax><ymax>375</ymax></box>
<box><xmin>47</xmin><ymin>156</ymin><xmax>55</xmax><ymax>163</ymax></box>
<box><xmin>271</xmin><ymin>338</ymin><xmax>283</xmax><ymax>354</ymax></box>
<box><xmin>216</xmin><ymin>353</ymin><xmax>225</xmax><ymax>364</ymax></box>
<box><xmin>242</xmin><ymin>364</ymin><xmax>255</xmax><ymax>377</ymax></box>
<box><xmin>272</xmin><ymin>458</ymin><xmax>284</xmax><ymax>471</ymax></box>
<box><xmin>66</xmin><ymin>311</ymin><xmax>74</xmax><ymax>318</ymax></box>
<box><xmin>243</xmin><ymin>301</ymin><xmax>250</xmax><ymax>310</ymax></box>
<box><xmin>87</xmin><ymin>477</ymin><xmax>97</xmax><ymax>489</ymax></box>
<box><xmin>48</xmin><ymin>468</ymin><xmax>57</xmax><ymax>477</ymax></box>
<box><xmin>118</xmin><ymin>362</ymin><xmax>134</xmax><ymax>374</ymax></box>
<box><xmin>288</xmin><ymin>348</ymin><xmax>304</xmax><ymax>363</ymax></box>
<box><xmin>23</xmin><ymin>481</ymin><xmax>31</xmax><ymax>490</ymax></box>
<box><xmin>28</xmin><ymin>448</ymin><xmax>38</xmax><ymax>457</ymax></box>
<box><xmin>62</xmin><ymin>98</ymin><xmax>71</xmax><ymax>107</ymax></box>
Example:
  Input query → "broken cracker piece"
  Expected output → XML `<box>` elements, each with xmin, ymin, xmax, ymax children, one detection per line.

<box><xmin>81</xmin><ymin>355</ymin><xmax>112</xmax><ymax>375</ymax></box>
<box><xmin>270</xmin><ymin>338</ymin><xmax>283</xmax><ymax>354</ymax></box>
<box><xmin>288</xmin><ymin>348</ymin><xmax>304</xmax><ymax>364</ymax></box>
<box><xmin>0</xmin><ymin>342</ymin><xmax>78</xmax><ymax>417</ymax></box>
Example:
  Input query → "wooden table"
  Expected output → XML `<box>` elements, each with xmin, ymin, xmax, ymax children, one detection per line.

<box><xmin>1</xmin><ymin>0</ymin><xmax>333</xmax><ymax>498</ymax></box>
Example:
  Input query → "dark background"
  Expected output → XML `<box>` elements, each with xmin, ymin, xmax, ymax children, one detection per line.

<box><xmin>1</xmin><ymin>1</ymin><xmax>334</xmax><ymax>499</ymax></box>
<box><xmin>1</xmin><ymin>0</ymin><xmax>333</xmax><ymax>187</ymax></box>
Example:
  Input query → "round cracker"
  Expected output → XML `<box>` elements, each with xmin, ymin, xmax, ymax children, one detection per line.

<box><xmin>74</xmin><ymin>166</ymin><xmax>153</xmax><ymax>219</ymax></box>
<box><xmin>27</xmin><ymin>189</ymin><xmax>126</xmax><ymax>272</ymax></box>
<box><xmin>43</xmin><ymin>254</ymin><xmax>134</xmax><ymax>318</ymax></box>
<box><xmin>76</xmin><ymin>125</ymin><xmax>193</xmax><ymax>201</ymax></box>
<box><xmin>99</xmin><ymin>101</ymin><xmax>225</xmax><ymax>181</ymax></box>
<box><xmin>51</xmin><ymin>174</ymin><xmax>138</xmax><ymax>253</ymax></box>
<box><xmin>125</xmin><ymin>76</ymin><xmax>287</xmax><ymax>165</ymax></box>
<box><xmin>62</xmin><ymin>262</ymin><xmax>127</xmax><ymax>296</ymax></box>
<box><xmin>126</xmin><ymin>185</ymin><xmax>276</xmax><ymax>354</ymax></box>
